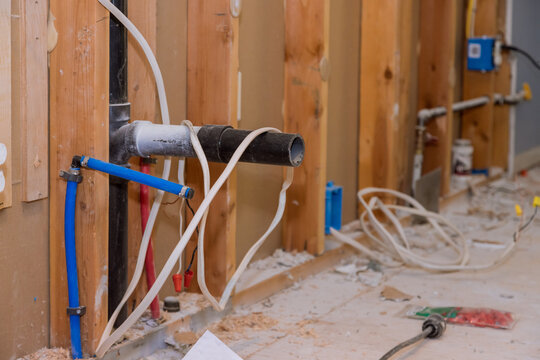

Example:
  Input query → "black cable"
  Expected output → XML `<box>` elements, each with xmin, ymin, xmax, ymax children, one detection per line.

<box><xmin>185</xmin><ymin>199</ymin><xmax>198</xmax><ymax>271</ymax></box>
<box><xmin>519</xmin><ymin>206</ymin><xmax>538</xmax><ymax>232</ymax></box>
<box><xmin>378</xmin><ymin>329</ymin><xmax>431</xmax><ymax>360</ymax></box>
<box><xmin>502</xmin><ymin>44</ymin><xmax>540</xmax><ymax>72</ymax></box>
<box><xmin>513</xmin><ymin>206</ymin><xmax>537</xmax><ymax>242</ymax></box>
<box><xmin>378</xmin><ymin>314</ymin><xmax>446</xmax><ymax>360</ymax></box>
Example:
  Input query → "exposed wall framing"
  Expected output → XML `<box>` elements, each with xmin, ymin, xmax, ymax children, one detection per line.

<box><xmin>185</xmin><ymin>0</ymin><xmax>239</xmax><ymax>295</ymax></box>
<box><xmin>282</xmin><ymin>0</ymin><xmax>329</xmax><ymax>255</ymax></box>
<box><xmin>126</xmin><ymin>0</ymin><xmax>158</xmax><ymax>311</ymax></box>
<box><xmin>0</xmin><ymin>1</ymin><xmax>12</xmax><ymax>210</ymax></box>
<box><xmin>417</xmin><ymin>0</ymin><xmax>457</xmax><ymax>195</ymax></box>
<box><xmin>492</xmin><ymin>0</ymin><xmax>511</xmax><ymax>169</ymax></box>
<box><xmin>49</xmin><ymin>1</ymin><xmax>109</xmax><ymax>354</ymax></box>
<box><xmin>461</xmin><ymin>0</ymin><xmax>499</xmax><ymax>169</ymax></box>
<box><xmin>358</xmin><ymin>0</ymin><xmax>419</xmax><ymax>193</ymax></box>
<box><xmin>18</xmin><ymin>0</ymin><xmax>48</xmax><ymax>202</ymax></box>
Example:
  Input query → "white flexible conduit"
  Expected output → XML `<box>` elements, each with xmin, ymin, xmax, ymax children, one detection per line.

<box><xmin>177</xmin><ymin>158</ymin><xmax>186</xmax><ymax>274</ymax></box>
<box><xmin>96</xmin><ymin>1</ymin><xmax>294</xmax><ymax>356</ymax></box>
<box><xmin>96</xmin><ymin>125</ymin><xmax>292</xmax><ymax>356</ymax></box>
<box><xmin>331</xmin><ymin>188</ymin><xmax>522</xmax><ymax>272</ymax></box>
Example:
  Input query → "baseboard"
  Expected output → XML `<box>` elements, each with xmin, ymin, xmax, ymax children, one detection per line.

<box><xmin>515</xmin><ymin>145</ymin><xmax>540</xmax><ymax>172</ymax></box>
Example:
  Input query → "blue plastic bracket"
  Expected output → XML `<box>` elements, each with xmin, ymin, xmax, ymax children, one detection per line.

<box><xmin>325</xmin><ymin>181</ymin><xmax>343</xmax><ymax>235</ymax></box>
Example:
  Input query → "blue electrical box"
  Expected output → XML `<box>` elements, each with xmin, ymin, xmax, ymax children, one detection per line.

<box><xmin>325</xmin><ymin>181</ymin><xmax>343</xmax><ymax>235</ymax></box>
<box><xmin>467</xmin><ymin>37</ymin><xmax>496</xmax><ymax>71</ymax></box>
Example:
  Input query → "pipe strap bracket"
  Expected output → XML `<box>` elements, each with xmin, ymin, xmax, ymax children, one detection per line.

<box><xmin>67</xmin><ymin>306</ymin><xmax>86</xmax><ymax>317</ymax></box>
<box><xmin>59</xmin><ymin>170</ymin><xmax>83</xmax><ymax>184</ymax></box>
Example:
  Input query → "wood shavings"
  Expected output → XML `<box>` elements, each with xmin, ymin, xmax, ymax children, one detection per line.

<box><xmin>174</xmin><ymin>331</ymin><xmax>200</xmax><ymax>345</ymax></box>
<box><xmin>294</xmin><ymin>319</ymin><xmax>319</xmax><ymax>338</ymax></box>
<box><xmin>209</xmin><ymin>312</ymin><xmax>278</xmax><ymax>342</ymax></box>
<box><xmin>380</xmin><ymin>286</ymin><xmax>412</xmax><ymax>302</ymax></box>
<box><xmin>17</xmin><ymin>348</ymin><xmax>72</xmax><ymax>360</ymax></box>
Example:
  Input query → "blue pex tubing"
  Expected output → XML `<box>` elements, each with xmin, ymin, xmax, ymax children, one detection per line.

<box><xmin>64</xmin><ymin>169</ymin><xmax>83</xmax><ymax>358</ymax></box>
<box><xmin>80</xmin><ymin>156</ymin><xmax>193</xmax><ymax>199</ymax></box>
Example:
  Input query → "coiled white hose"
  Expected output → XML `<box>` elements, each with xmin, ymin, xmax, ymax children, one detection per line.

<box><xmin>331</xmin><ymin>187</ymin><xmax>522</xmax><ymax>272</ymax></box>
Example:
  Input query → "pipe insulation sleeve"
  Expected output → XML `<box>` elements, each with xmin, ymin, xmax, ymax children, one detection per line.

<box><xmin>64</xmin><ymin>173</ymin><xmax>83</xmax><ymax>359</ymax></box>
<box><xmin>81</xmin><ymin>156</ymin><xmax>193</xmax><ymax>199</ymax></box>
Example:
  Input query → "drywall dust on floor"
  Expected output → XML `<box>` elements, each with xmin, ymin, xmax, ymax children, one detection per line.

<box><xmin>16</xmin><ymin>348</ymin><xmax>72</xmax><ymax>360</ymax></box>
<box><xmin>21</xmin><ymin>169</ymin><xmax>540</xmax><ymax>360</ymax></box>
<box><xmin>153</xmin><ymin>170</ymin><xmax>540</xmax><ymax>359</ymax></box>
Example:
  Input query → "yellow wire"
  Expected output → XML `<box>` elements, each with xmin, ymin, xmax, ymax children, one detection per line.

<box><xmin>466</xmin><ymin>0</ymin><xmax>476</xmax><ymax>39</ymax></box>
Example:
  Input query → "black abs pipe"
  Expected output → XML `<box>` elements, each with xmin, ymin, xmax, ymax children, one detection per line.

<box><xmin>109</xmin><ymin>122</ymin><xmax>305</xmax><ymax>167</ymax></box>
<box><xmin>108</xmin><ymin>0</ymin><xmax>129</xmax><ymax>325</ymax></box>
<box><xmin>197</xmin><ymin>125</ymin><xmax>304</xmax><ymax>167</ymax></box>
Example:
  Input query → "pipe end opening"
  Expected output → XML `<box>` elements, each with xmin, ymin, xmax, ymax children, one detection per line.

<box><xmin>289</xmin><ymin>136</ymin><xmax>305</xmax><ymax>167</ymax></box>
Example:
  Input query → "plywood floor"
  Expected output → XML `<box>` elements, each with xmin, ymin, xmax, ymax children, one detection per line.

<box><xmin>149</xmin><ymin>171</ymin><xmax>540</xmax><ymax>360</ymax></box>
<box><xmin>28</xmin><ymin>171</ymin><xmax>540</xmax><ymax>360</ymax></box>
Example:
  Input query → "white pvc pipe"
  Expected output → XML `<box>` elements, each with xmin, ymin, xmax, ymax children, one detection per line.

<box><xmin>417</xmin><ymin>96</ymin><xmax>490</xmax><ymax>127</ymax></box>
<box><xmin>452</xmin><ymin>96</ymin><xmax>490</xmax><ymax>112</ymax></box>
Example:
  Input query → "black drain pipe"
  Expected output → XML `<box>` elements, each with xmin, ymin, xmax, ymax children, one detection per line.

<box><xmin>108</xmin><ymin>0</ymin><xmax>129</xmax><ymax>325</ymax></box>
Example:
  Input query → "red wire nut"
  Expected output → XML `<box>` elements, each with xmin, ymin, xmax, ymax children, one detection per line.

<box><xmin>172</xmin><ymin>273</ymin><xmax>183</xmax><ymax>293</ymax></box>
<box><xmin>184</xmin><ymin>270</ymin><xmax>194</xmax><ymax>288</ymax></box>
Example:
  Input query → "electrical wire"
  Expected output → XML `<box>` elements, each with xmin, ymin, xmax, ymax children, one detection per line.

<box><xmin>378</xmin><ymin>328</ymin><xmax>431</xmax><ymax>360</ymax></box>
<box><xmin>513</xmin><ymin>206</ymin><xmax>537</xmax><ymax>241</ymax></box>
<box><xmin>185</xmin><ymin>199</ymin><xmax>198</xmax><ymax>272</ymax></box>
<box><xmin>185</xmin><ymin>122</ymin><xmax>295</xmax><ymax>312</ymax></box>
<box><xmin>378</xmin><ymin>314</ymin><xmax>446</xmax><ymax>360</ymax></box>
<box><xmin>95</xmin><ymin>1</ymin><xmax>295</xmax><ymax>356</ymax></box>
<box><xmin>96</xmin><ymin>125</ymin><xmax>293</xmax><ymax>357</ymax></box>
<box><xmin>177</xmin><ymin>158</ymin><xmax>186</xmax><ymax>274</ymax></box>
<box><xmin>96</xmin><ymin>0</ymin><xmax>172</xmax><ymax>349</ymax></box>
<box><xmin>331</xmin><ymin>188</ymin><xmax>530</xmax><ymax>272</ymax></box>
<box><xmin>502</xmin><ymin>45</ymin><xmax>540</xmax><ymax>72</ymax></box>
<box><xmin>466</xmin><ymin>0</ymin><xmax>477</xmax><ymax>39</ymax></box>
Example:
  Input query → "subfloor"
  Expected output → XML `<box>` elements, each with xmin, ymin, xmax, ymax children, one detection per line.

<box><xmin>150</xmin><ymin>171</ymin><xmax>540</xmax><ymax>360</ymax></box>
<box><xmin>22</xmin><ymin>170</ymin><xmax>540</xmax><ymax>359</ymax></box>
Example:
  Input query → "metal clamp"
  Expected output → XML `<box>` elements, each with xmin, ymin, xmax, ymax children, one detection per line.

<box><xmin>67</xmin><ymin>305</ymin><xmax>86</xmax><ymax>317</ymax></box>
<box><xmin>141</xmin><ymin>157</ymin><xmax>158</xmax><ymax>165</ymax></box>
<box><xmin>179</xmin><ymin>187</ymin><xmax>194</xmax><ymax>199</ymax></box>
<box><xmin>59</xmin><ymin>170</ymin><xmax>83</xmax><ymax>183</ymax></box>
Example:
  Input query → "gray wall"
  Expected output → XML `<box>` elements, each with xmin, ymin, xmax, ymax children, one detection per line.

<box><xmin>513</xmin><ymin>0</ymin><xmax>540</xmax><ymax>155</ymax></box>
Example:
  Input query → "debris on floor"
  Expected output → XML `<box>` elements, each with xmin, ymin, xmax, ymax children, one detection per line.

<box><xmin>183</xmin><ymin>331</ymin><xmax>243</xmax><ymax>360</ymax></box>
<box><xmin>404</xmin><ymin>305</ymin><xmax>517</xmax><ymax>330</ymax></box>
<box><xmin>250</xmin><ymin>249</ymin><xmax>314</xmax><ymax>270</ymax></box>
<box><xmin>334</xmin><ymin>260</ymin><xmax>383</xmax><ymax>287</ymax></box>
<box><xmin>140</xmin><ymin>348</ymin><xmax>186</xmax><ymax>360</ymax></box>
<box><xmin>173</xmin><ymin>331</ymin><xmax>199</xmax><ymax>346</ymax></box>
<box><xmin>380</xmin><ymin>286</ymin><xmax>413</xmax><ymax>302</ymax></box>
<box><xmin>16</xmin><ymin>348</ymin><xmax>71</xmax><ymax>360</ymax></box>
<box><xmin>209</xmin><ymin>312</ymin><xmax>278</xmax><ymax>342</ymax></box>
<box><xmin>236</xmin><ymin>249</ymin><xmax>315</xmax><ymax>291</ymax></box>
